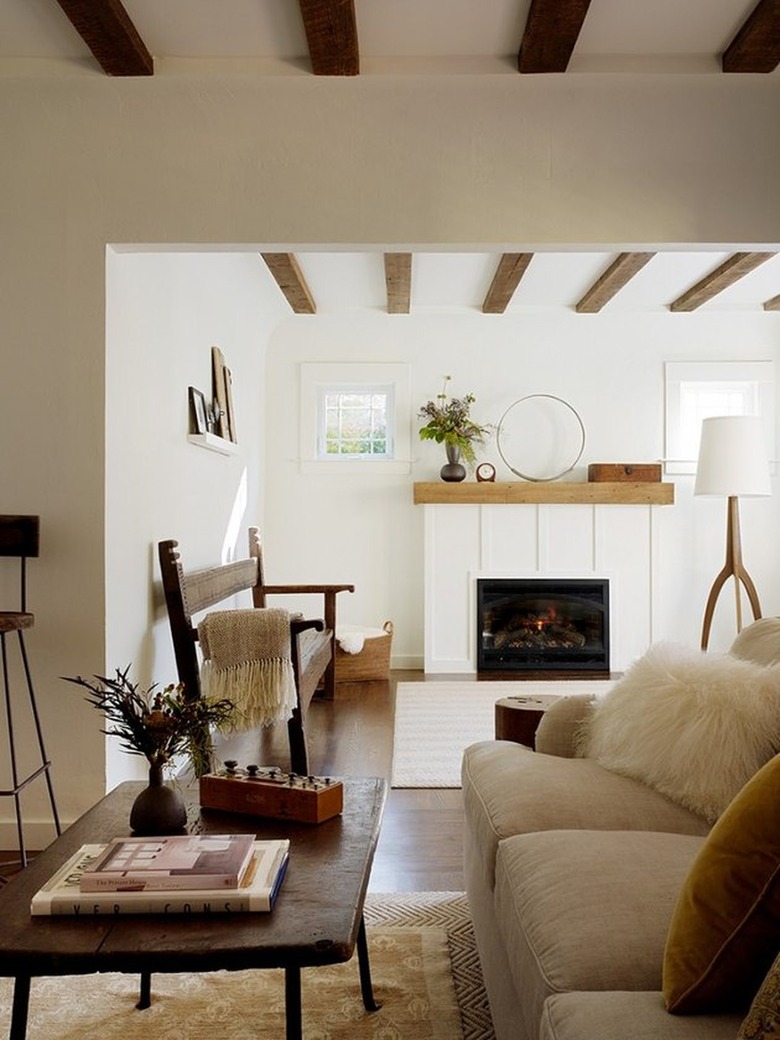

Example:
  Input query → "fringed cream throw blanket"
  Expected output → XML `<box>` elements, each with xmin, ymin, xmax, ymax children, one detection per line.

<box><xmin>198</xmin><ymin>608</ymin><xmax>297</xmax><ymax>728</ymax></box>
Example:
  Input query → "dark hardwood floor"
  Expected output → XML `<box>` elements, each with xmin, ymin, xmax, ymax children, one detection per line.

<box><xmin>1</xmin><ymin>672</ymin><xmax>466</xmax><ymax>892</ymax></box>
<box><xmin>218</xmin><ymin>670</ymin><xmax>466</xmax><ymax>893</ymax></box>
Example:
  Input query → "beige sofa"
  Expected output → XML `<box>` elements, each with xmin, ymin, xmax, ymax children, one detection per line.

<box><xmin>462</xmin><ymin>621</ymin><xmax>780</xmax><ymax>1040</ymax></box>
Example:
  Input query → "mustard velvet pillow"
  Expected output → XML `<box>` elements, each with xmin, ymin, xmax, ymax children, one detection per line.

<box><xmin>663</xmin><ymin>753</ymin><xmax>780</xmax><ymax>1014</ymax></box>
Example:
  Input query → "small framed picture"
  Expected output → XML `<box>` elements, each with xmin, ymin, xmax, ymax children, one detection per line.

<box><xmin>189</xmin><ymin>386</ymin><xmax>208</xmax><ymax>434</ymax></box>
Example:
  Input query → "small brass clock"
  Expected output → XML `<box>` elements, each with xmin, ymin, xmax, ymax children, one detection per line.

<box><xmin>476</xmin><ymin>462</ymin><xmax>496</xmax><ymax>482</ymax></box>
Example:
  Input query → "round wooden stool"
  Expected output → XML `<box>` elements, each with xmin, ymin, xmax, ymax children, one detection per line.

<box><xmin>494</xmin><ymin>694</ymin><xmax>560</xmax><ymax>749</ymax></box>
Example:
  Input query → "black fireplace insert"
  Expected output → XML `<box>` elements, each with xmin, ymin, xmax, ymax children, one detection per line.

<box><xmin>477</xmin><ymin>578</ymin><xmax>610</xmax><ymax>674</ymax></box>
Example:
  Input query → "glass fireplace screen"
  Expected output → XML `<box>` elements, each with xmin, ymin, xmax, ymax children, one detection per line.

<box><xmin>477</xmin><ymin>578</ymin><xmax>610</xmax><ymax>673</ymax></box>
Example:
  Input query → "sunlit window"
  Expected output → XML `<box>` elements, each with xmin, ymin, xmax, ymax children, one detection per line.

<box><xmin>319</xmin><ymin>388</ymin><xmax>393</xmax><ymax>458</ymax></box>
<box><xmin>665</xmin><ymin>362</ymin><xmax>774</xmax><ymax>475</ymax></box>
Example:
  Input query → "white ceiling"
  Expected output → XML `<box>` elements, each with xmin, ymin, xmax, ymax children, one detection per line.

<box><xmin>1</xmin><ymin>0</ymin><xmax>772</xmax><ymax>73</ymax></box>
<box><xmin>276</xmin><ymin>249</ymin><xmax>780</xmax><ymax>314</ymax></box>
<box><xmin>6</xmin><ymin>2</ymin><xmax>780</xmax><ymax>313</ymax></box>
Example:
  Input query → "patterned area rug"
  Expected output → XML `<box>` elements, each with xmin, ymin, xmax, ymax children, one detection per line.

<box><xmin>391</xmin><ymin>679</ymin><xmax>613</xmax><ymax>787</ymax></box>
<box><xmin>0</xmin><ymin>892</ymin><xmax>493</xmax><ymax>1040</ymax></box>
<box><xmin>365</xmin><ymin>892</ymin><xmax>494</xmax><ymax>1040</ymax></box>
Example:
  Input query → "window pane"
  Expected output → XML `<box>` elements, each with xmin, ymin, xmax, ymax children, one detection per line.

<box><xmin>318</xmin><ymin>387</ymin><xmax>393</xmax><ymax>459</ymax></box>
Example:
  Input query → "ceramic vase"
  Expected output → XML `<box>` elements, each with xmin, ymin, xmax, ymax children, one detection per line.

<box><xmin>129</xmin><ymin>762</ymin><xmax>187</xmax><ymax>836</ymax></box>
<box><xmin>440</xmin><ymin>443</ymin><xmax>467</xmax><ymax>482</ymax></box>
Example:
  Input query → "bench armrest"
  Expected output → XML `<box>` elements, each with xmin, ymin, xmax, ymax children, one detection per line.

<box><xmin>290</xmin><ymin>617</ymin><xmax>326</xmax><ymax>636</ymax></box>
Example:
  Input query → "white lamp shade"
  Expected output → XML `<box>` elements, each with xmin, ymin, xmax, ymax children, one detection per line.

<box><xmin>694</xmin><ymin>415</ymin><xmax>771</xmax><ymax>497</ymax></box>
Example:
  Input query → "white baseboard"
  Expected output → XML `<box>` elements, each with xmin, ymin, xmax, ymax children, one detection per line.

<box><xmin>390</xmin><ymin>654</ymin><xmax>423</xmax><ymax>671</ymax></box>
<box><xmin>0</xmin><ymin>816</ymin><xmax>70</xmax><ymax>855</ymax></box>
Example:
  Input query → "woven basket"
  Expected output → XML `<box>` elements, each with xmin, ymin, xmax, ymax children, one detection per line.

<box><xmin>335</xmin><ymin>621</ymin><xmax>393</xmax><ymax>683</ymax></box>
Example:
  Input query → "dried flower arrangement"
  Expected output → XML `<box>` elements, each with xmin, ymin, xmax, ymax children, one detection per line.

<box><xmin>63</xmin><ymin>666</ymin><xmax>235</xmax><ymax>778</ymax></box>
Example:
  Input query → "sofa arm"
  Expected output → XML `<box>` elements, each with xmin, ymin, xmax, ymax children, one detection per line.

<box><xmin>535</xmin><ymin>694</ymin><xmax>595</xmax><ymax>758</ymax></box>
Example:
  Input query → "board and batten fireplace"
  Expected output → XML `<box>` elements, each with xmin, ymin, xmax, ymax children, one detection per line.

<box><xmin>415</xmin><ymin>479</ymin><xmax>674</xmax><ymax>674</ymax></box>
<box><xmin>477</xmin><ymin>577</ymin><xmax>610</xmax><ymax>675</ymax></box>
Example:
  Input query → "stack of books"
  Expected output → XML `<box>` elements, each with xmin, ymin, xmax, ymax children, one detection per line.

<box><xmin>31</xmin><ymin>833</ymin><xmax>290</xmax><ymax>916</ymax></box>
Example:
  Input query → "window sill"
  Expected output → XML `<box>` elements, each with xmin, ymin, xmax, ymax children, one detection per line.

<box><xmin>300</xmin><ymin>458</ymin><xmax>412</xmax><ymax>476</ymax></box>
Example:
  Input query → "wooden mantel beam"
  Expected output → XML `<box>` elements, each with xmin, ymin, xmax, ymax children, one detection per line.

<box><xmin>384</xmin><ymin>254</ymin><xmax>412</xmax><ymax>314</ymax></box>
<box><xmin>298</xmin><ymin>0</ymin><xmax>360</xmax><ymax>75</ymax></box>
<box><xmin>260</xmin><ymin>254</ymin><xmax>317</xmax><ymax>314</ymax></box>
<box><xmin>482</xmin><ymin>254</ymin><xmax>534</xmax><ymax>313</ymax></box>
<box><xmin>576</xmin><ymin>253</ymin><xmax>656</xmax><ymax>313</ymax></box>
<box><xmin>669</xmin><ymin>252</ymin><xmax>775</xmax><ymax>312</ymax></box>
<box><xmin>55</xmin><ymin>0</ymin><xmax>153</xmax><ymax>76</ymax></box>
<box><xmin>518</xmin><ymin>0</ymin><xmax>593</xmax><ymax>73</ymax></box>
<box><xmin>722</xmin><ymin>0</ymin><xmax>780</xmax><ymax>73</ymax></box>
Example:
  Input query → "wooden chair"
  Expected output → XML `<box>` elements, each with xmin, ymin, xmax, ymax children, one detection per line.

<box><xmin>0</xmin><ymin>516</ymin><xmax>61</xmax><ymax>871</ymax></box>
<box><xmin>158</xmin><ymin>528</ymin><xmax>354</xmax><ymax>775</ymax></box>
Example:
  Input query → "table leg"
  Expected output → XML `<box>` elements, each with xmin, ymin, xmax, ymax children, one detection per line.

<box><xmin>136</xmin><ymin>972</ymin><xmax>151</xmax><ymax>1010</ymax></box>
<box><xmin>9</xmin><ymin>975</ymin><xmax>30</xmax><ymax>1040</ymax></box>
<box><xmin>284</xmin><ymin>966</ymin><xmax>302</xmax><ymax>1040</ymax></box>
<box><xmin>357</xmin><ymin>914</ymin><xmax>381</xmax><ymax>1012</ymax></box>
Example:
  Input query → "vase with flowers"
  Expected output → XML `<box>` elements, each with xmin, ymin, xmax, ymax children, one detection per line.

<box><xmin>418</xmin><ymin>376</ymin><xmax>492</xmax><ymax>481</ymax></box>
<box><xmin>64</xmin><ymin>667</ymin><xmax>236</xmax><ymax>835</ymax></box>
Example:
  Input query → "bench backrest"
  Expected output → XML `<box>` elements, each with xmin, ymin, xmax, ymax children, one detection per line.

<box><xmin>158</xmin><ymin>538</ymin><xmax>261</xmax><ymax>700</ymax></box>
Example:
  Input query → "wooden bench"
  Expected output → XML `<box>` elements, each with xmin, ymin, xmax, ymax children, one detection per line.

<box><xmin>158</xmin><ymin>527</ymin><xmax>354</xmax><ymax>775</ymax></box>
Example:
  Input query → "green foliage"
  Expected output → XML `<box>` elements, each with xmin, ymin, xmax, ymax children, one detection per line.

<box><xmin>418</xmin><ymin>376</ymin><xmax>491</xmax><ymax>465</ymax></box>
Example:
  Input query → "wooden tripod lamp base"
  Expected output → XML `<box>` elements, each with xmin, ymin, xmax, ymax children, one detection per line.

<box><xmin>700</xmin><ymin>496</ymin><xmax>762</xmax><ymax>651</ymax></box>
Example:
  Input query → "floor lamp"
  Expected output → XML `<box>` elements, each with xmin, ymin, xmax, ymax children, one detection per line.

<box><xmin>695</xmin><ymin>415</ymin><xmax>771</xmax><ymax>651</ymax></box>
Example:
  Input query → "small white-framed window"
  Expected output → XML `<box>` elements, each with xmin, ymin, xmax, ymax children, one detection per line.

<box><xmin>664</xmin><ymin>361</ymin><xmax>774</xmax><ymax>475</ymax></box>
<box><xmin>319</xmin><ymin>386</ymin><xmax>393</xmax><ymax>459</ymax></box>
<box><xmin>300</xmin><ymin>363</ymin><xmax>411</xmax><ymax>474</ymax></box>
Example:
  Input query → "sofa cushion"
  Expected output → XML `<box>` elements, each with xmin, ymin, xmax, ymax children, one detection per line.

<box><xmin>494</xmin><ymin>829</ymin><xmax>705</xmax><ymax>1040</ymax></box>
<box><xmin>534</xmin><ymin>693</ymin><xmax>595</xmax><ymax>757</ymax></box>
<box><xmin>729</xmin><ymin>617</ymin><xmax>780</xmax><ymax>667</ymax></box>
<box><xmin>663</xmin><ymin>753</ymin><xmax>780</xmax><ymax>1014</ymax></box>
<box><xmin>584</xmin><ymin>642</ymin><xmax>780</xmax><ymax>823</ymax></box>
<box><xmin>540</xmin><ymin>992</ymin><xmax>742</xmax><ymax>1040</ymax></box>
<box><xmin>461</xmin><ymin>741</ymin><xmax>710</xmax><ymax>889</ymax></box>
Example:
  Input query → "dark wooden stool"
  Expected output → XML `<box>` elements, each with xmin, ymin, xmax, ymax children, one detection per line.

<box><xmin>0</xmin><ymin>516</ymin><xmax>61</xmax><ymax>872</ymax></box>
<box><xmin>494</xmin><ymin>694</ymin><xmax>561</xmax><ymax>749</ymax></box>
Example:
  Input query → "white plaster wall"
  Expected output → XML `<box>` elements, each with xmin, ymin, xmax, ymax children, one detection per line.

<box><xmin>104</xmin><ymin>250</ymin><xmax>286</xmax><ymax>791</ymax></box>
<box><xmin>1</xmin><ymin>64</ymin><xmax>779</xmax><ymax>839</ymax></box>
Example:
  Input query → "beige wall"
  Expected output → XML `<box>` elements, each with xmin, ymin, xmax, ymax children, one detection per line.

<box><xmin>1</xmin><ymin>63</ymin><xmax>779</xmax><ymax>839</ymax></box>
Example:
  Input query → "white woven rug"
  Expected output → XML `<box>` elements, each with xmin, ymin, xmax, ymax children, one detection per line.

<box><xmin>391</xmin><ymin>680</ymin><xmax>614</xmax><ymax>788</ymax></box>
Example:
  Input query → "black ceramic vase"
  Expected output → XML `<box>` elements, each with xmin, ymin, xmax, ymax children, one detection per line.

<box><xmin>129</xmin><ymin>763</ymin><xmax>187</xmax><ymax>836</ymax></box>
<box><xmin>440</xmin><ymin>443</ymin><xmax>467</xmax><ymax>482</ymax></box>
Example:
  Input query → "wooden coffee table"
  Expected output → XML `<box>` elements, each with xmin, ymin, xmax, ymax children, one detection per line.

<box><xmin>0</xmin><ymin>776</ymin><xmax>386</xmax><ymax>1040</ymax></box>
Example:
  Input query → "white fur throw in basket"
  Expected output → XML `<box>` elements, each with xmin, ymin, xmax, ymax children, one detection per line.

<box><xmin>334</xmin><ymin>621</ymin><xmax>393</xmax><ymax>683</ymax></box>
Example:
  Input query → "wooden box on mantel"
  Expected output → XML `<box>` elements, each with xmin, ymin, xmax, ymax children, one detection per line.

<box><xmin>588</xmin><ymin>463</ymin><xmax>662</xmax><ymax>483</ymax></box>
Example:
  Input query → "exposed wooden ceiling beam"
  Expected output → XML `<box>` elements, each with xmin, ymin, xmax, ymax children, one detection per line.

<box><xmin>576</xmin><ymin>252</ymin><xmax>656</xmax><ymax>313</ymax></box>
<box><xmin>764</xmin><ymin>293</ymin><xmax>780</xmax><ymax>311</ymax></box>
<box><xmin>384</xmin><ymin>253</ymin><xmax>412</xmax><ymax>314</ymax></box>
<box><xmin>298</xmin><ymin>0</ymin><xmax>359</xmax><ymax>75</ymax></box>
<box><xmin>260</xmin><ymin>254</ymin><xmax>317</xmax><ymax>314</ymax></box>
<box><xmin>669</xmin><ymin>252</ymin><xmax>775</xmax><ymax>312</ymax></box>
<box><xmin>482</xmin><ymin>254</ymin><xmax>534</xmax><ymax>314</ymax></box>
<box><xmin>722</xmin><ymin>0</ymin><xmax>780</xmax><ymax>73</ymax></box>
<box><xmin>518</xmin><ymin>0</ymin><xmax>593</xmax><ymax>73</ymax></box>
<box><xmin>54</xmin><ymin>0</ymin><xmax>153</xmax><ymax>76</ymax></box>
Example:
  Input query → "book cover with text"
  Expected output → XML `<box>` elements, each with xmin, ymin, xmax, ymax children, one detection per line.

<box><xmin>79</xmin><ymin>833</ymin><xmax>257</xmax><ymax>892</ymax></box>
<box><xmin>32</xmin><ymin>840</ymin><xmax>289</xmax><ymax>915</ymax></box>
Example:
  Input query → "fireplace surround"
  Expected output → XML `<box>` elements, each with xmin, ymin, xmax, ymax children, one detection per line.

<box><xmin>477</xmin><ymin>577</ymin><xmax>610</xmax><ymax>675</ymax></box>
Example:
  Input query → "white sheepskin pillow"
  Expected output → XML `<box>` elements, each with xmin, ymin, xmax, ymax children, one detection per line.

<box><xmin>584</xmin><ymin>642</ymin><xmax>780</xmax><ymax>823</ymax></box>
